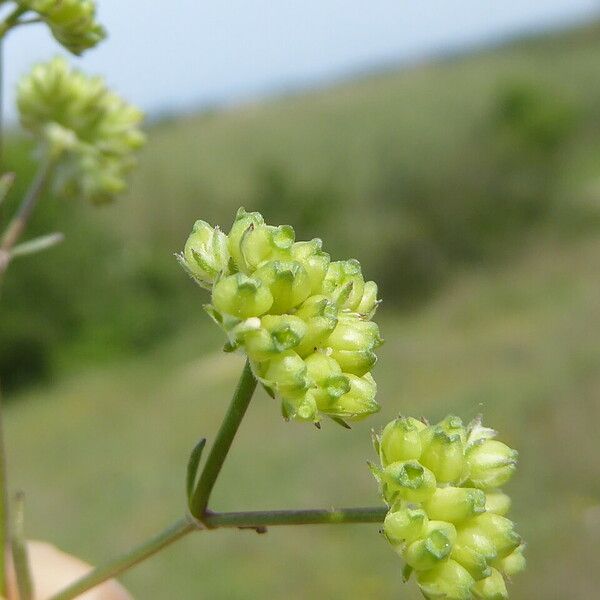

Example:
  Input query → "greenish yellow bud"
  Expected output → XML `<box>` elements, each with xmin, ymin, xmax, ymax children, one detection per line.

<box><xmin>420</xmin><ymin>427</ymin><xmax>466</xmax><ymax>484</ymax></box>
<box><xmin>227</xmin><ymin>208</ymin><xmax>265</xmax><ymax>271</ymax></box>
<box><xmin>293</xmin><ymin>295</ymin><xmax>338</xmax><ymax>357</ymax></box>
<box><xmin>243</xmin><ymin>315</ymin><xmax>308</xmax><ymax>361</ymax></box>
<box><xmin>484</xmin><ymin>492</ymin><xmax>511</xmax><ymax>516</ymax></box>
<box><xmin>356</xmin><ymin>280</ymin><xmax>379</xmax><ymax>317</ymax></box>
<box><xmin>327</xmin><ymin>313</ymin><xmax>381</xmax><ymax>376</ymax></box>
<box><xmin>451</xmin><ymin>526</ymin><xmax>496</xmax><ymax>580</ymax></box>
<box><xmin>383</xmin><ymin>507</ymin><xmax>428</xmax><ymax>546</ymax></box>
<box><xmin>378</xmin><ymin>417</ymin><xmax>424</xmax><ymax>466</ymax></box>
<box><xmin>417</xmin><ymin>559</ymin><xmax>475</xmax><ymax>600</ymax></box>
<box><xmin>322</xmin><ymin>259</ymin><xmax>365</xmax><ymax>310</ymax></box>
<box><xmin>254</xmin><ymin>260</ymin><xmax>311</xmax><ymax>314</ymax></box>
<box><xmin>437</xmin><ymin>415</ymin><xmax>468</xmax><ymax>445</ymax></box>
<box><xmin>424</xmin><ymin>487</ymin><xmax>486</xmax><ymax>523</ymax></box>
<box><xmin>239</xmin><ymin>223</ymin><xmax>295</xmax><ymax>272</ymax></box>
<box><xmin>261</xmin><ymin>350</ymin><xmax>309</xmax><ymax>398</ymax></box>
<box><xmin>304</xmin><ymin>352</ymin><xmax>349</xmax><ymax>411</ymax></box>
<box><xmin>212</xmin><ymin>273</ymin><xmax>273</xmax><ymax>319</ymax></box>
<box><xmin>493</xmin><ymin>545</ymin><xmax>525</xmax><ymax>577</ymax></box>
<box><xmin>291</xmin><ymin>239</ymin><xmax>330</xmax><ymax>294</ymax></box>
<box><xmin>325</xmin><ymin>373</ymin><xmax>379</xmax><ymax>420</ymax></box>
<box><xmin>383</xmin><ymin>460</ymin><xmax>437</xmax><ymax>504</ymax></box>
<box><xmin>281</xmin><ymin>390</ymin><xmax>319</xmax><ymax>423</ymax></box>
<box><xmin>469</xmin><ymin>513</ymin><xmax>521</xmax><ymax>559</ymax></box>
<box><xmin>403</xmin><ymin>521</ymin><xmax>457</xmax><ymax>571</ymax></box>
<box><xmin>180</xmin><ymin>220</ymin><xmax>230</xmax><ymax>288</ymax></box>
<box><xmin>22</xmin><ymin>0</ymin><xmax>105</xmax><ymax>55</ymax></box>
<box><xmin>467</xmin><ymin>440</ymin><xmax>518</xmax><ymax>490</ymax></box>
<box><xmin>472</xmin><ymin>568</ymin><xmax>508</xmax><ymax>600</ymax></box>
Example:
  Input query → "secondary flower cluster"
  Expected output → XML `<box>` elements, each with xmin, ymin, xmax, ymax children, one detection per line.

<box><xmin>17</xmin><ymin>0</ymin><xmax>105</xmax><ymax>54</ymax></box>
<box><xmin>17</xmin><ymin>58</ymin><xmax>145</xmax><ymax>204</ymax></box>
<box><xmin>179</xmin><ymin>208</ymin><xmax>382</xmax><ymax>424</ymax></box>
<box><xmin>372</xmin><ymin>415</ymin><xmax>525</xmax><ymax>599</ymax></box>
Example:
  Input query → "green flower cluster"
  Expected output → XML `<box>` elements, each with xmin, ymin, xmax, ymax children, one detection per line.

<box><xmin>17</xmin><ymin>58</ymin><xmax>145</xmax><ymax>204</ymax></box>
<box><xmin>372</xmin><ymin>415</ymin><xmax>525</xmax><ymax>599</ymax></box>
<box><xmin>179</xmin><ymin>208</ymin><xmax>382</xmax><ymax>425</ymax></box>
<box><xmin>18</xmin><ymin>0</ymin><xmax>105</xmax><ymax>54</ymax></box>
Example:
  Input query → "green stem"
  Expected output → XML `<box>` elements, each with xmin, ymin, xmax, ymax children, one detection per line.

<box><xmin>188</xmin><ymin>360</ymin><xmax>257</xmax><ymax>519</ymax></box>
<box><xmin>0</xmin><ymin>389</ymin><xmax>8</xmax><ymax>597</ymax></box>
<box><xmin>48</xmin><ymin>506</ymin><xmax>386</xmax><ymax>600</ymax></box>
<box><xmin>0</xmin><ymin>6</ymin><xmax>28</xmax><ymax>38</ymax></box>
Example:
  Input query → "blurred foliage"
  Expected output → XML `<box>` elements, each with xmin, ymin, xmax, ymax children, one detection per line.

<box><xmin>3</xmin><ymin>23</ymin><xmax>600</xmax><ymax>391</ymax></box>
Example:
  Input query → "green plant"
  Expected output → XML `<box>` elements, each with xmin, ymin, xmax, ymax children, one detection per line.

<box><xmin>0</xmin><ymin>3</ymin><xmax>526</xmax><ymax>599</ymax></box>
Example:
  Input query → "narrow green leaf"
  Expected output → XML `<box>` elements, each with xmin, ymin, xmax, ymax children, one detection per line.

<box><xmin>10</xmin><ymin>232</ymin><xmax>64</xmax><ymax>259</ymax></box>
<box><xmin>186</xmin><ymin>438</ymin><xmax>206</xmax><ymax>503</ymax></box>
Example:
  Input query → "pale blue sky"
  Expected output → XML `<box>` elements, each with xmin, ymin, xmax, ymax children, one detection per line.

<box><xmin>3</xmin><ymin>0</ymin><xmax>600</xmax><ymax>121</ymax></box>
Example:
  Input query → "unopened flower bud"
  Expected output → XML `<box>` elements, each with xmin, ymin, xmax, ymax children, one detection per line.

<box><xmin>181</xmin><ymin>220</ymin><xmax>229</xmax><ymax>288</ymax></box>
<box><xmin>281</xmin><ymin>390</ymin><xmax>319</xmax><ymax>423</ymax></box>
<box><xmin>239</xmin><ymin>223</ymin><xmax>295</xmax><ymax>272</ymax></box>
<box><xmin>424</xmin><ymin>487</ymin><xmax>486</xmax><ymax>523</ymax></box>
<box><xmin>417</xmin><ymin>559</ymin><xmax>475</xmax><ymax>600</ymax></box>
<box><xmin>437</xmin><ymin>415</ymin><xmax>468</xmax><ymax>445</ymax></box>
<box><xmin>403</xmin><ymin>520</ymin><xmax>457</xmax><ymax>571</ymax></box>
<box><xmin>378</xmin><ymin>417</ymin><xmax>424</xmax><ymax>466</ymax></box>
<box><xmin>293</xmin><ymin>295</ymin><xmax>338</xmax><ymax>357</ymax></box>
<box><xmin>472</xmin><ymin>568</ymin><xmax>508</xmax><ymax>599</ymax></box>
<box><xmin>304</xmin><ymin>352</ymin><xmax>349</xmax><ymax>410</ymax></box>
<box><xmin>261</xmin><ymin>350</ymin><xmax>309</xmax><ymax>398</ymax></box>
<box><xmin>212</xmin><ymin>273</ymin><xmax>273</xmax><ymax>319</ymax></box>
<box><xmin>383</xmin><ymin>460</ymin><xmax>437</xmax><ymax>504</ymax></box>
<box><xmin>471</xmin><ymin>513</ymin><xmax>521</xmax><ymax>559</ymax></box>
<box><xmin>322</xmin><ymin>260</ymin><xmax>365</xmax><ymax>310</ymax></box>
<box><xmin>383</xmin><ymin>507</ymin><xmax>428</xmax><ymax>547</ymax></box>
<box><xmin>291</xmin><ymin>239</ymin><xmax>330</xmax><ymax>294</ymax></box>
<box><xmin>493</xmin><ymin>545</ymin><xmax>525</xmax><ymax>577</ymax></box>
<box><xmin>325</xmin><ymin>373</ymin><xmax>379</xmax><ymax>420</ymax></box>
<box><xmin>327</xmin><ymin>313</ymin><xmax>381</xmax><ymax>376</ymax></box>
<box><xmin>485</xmin><ymin>492</ymin><xmax>511</xmax><ymax>516</ymax></box>
<box><xmin>254</xmin><ymin>260</ymin><xmax>311</xmax><ymax>314</ymax></box>
<box><xmin>420</xmin><ymin>427</ymin><xmax>466</xmax><ymax>484</ymax></box>
<box><xmin>243</xmin><ymin>315</ymin><xmax>307</xmax><ymax>361</ymax></box>
<box><xmin>451</xmin><ymin>526</ymin><xmax>497</xmax><ymax>581</ymax></box>
<box><xmin>227</xmin><ymin>208</ymin><xmax>265</xmax><ymax>271</ymax></box>
<box><xmin>467</xmin><ymin>440</ymin><xmax>518</xmax><ymax>490</ymax></box>
<box><xmin>356</xmin><ymin>280</ymin><xmax>379</xmax><ymax>317</ymax></box>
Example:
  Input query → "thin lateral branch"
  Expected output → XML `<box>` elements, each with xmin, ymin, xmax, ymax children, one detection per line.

<box><xmin>10</xmin><ymin>232</ymin><xmax>64</xmax><ymax>260</ymax></box>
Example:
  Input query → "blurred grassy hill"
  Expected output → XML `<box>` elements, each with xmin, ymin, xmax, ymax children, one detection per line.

<box><xmin>3</xmin><ymin>22</ymin><xmax>600</xmax><ymax>389</ymax></box>
<box><xmin>6</xmin><ymin>234</ymin><xmax>600</xmax><ymax>598</ymax></box>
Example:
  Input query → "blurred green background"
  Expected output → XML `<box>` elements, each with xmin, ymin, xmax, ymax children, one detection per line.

<box><xmin>3</xmin><ymin>21</ymin><xmax>600</xmax><ymax>599</ymax></box>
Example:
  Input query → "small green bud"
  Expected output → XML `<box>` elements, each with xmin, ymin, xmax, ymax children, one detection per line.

<box><xmin>261</xmin><ymin>350</ymin><xmax>309</xmax><ymax>398</ymax></box>
<box><xmin>327</xmin><ymin>313</ymin><xmax>381</xmax><ymax>376</ymax></box>
<box><xmin>227</xmin><ymin>208</ymin><xmax>265</xmax><ymax>271</ymax></box>
<box><xmin>437</xmin><ymin>415</ymin><xmax>468</xmax><ymax>445</ymax></box>
<box><xmin>484</xmin><ymin>492</ymin><xmax>511</xmax><ymax>516</ymax></box>
<box><xmin>291</xmin><ymin>239</ymin><xmax>330</xmax><ymax>294</ymax></box>
<box><xmin>403</xmin><ymin>520</ymin><xmax>457</xmax><ymax>571</ymax></box>
<box><xmin>420</xmin><ymin>427</ymin><xmax>466</xmax><ymax>484</ymax></box>
<box><xmin>281</xmin><ymin>390</ymin><xmax>319</xmax><ymax>423</ymax></box>
<box><xmin>383</xmin><ymin>460</ymin><xmax>437</xmax><ymax>504</ymax></box>
<box><xmin>451</xmin><ymin>526</ymin><xmax>497</xmax><ymax>581</ymax></box>
<box><xmin>378</xmin><ymin>417</ymin><xmax>424</xmax><ymax>466</ymax></box>
<box><xmin>254</xmin><ymin>260</ymin><xmax>311</xmax><ymax>314</ymax></box>
<box><xmin>243</xmin><ymin>315</ymin><xmax>308</xmax><ymax>361</ymax></box>
<box><xmin>293</xmin><ymin>295</ymin><xmax>338</xmax><ymax>357</ymax></box>
<box><xmin>239</xmin><ymin>223</ymin><xmax>295</xmax><ymax>272</ymax></box>
<box><xmin>181</xmin><ymin>220</ymin><xmax>230</xmax><ymax>288</ymax></box>
<box><xmin>212</xmin><ymin>273</ymin><xmax>273</xmax><ymax>319</ymax></box>
<box><xmin>356</xmin><ymin>280</ymin><xmax>379</xmax><ymax>317</ymax></box>
<box><xmin>467</xmin><ymin>440</ymin><xmax>518</xmax><ymax>490</ymax></box>
<box><xmin>417</xmin><ymin>559</ymin><xmax>475</xmax><ymax>600</ymax></box>
<box><xmin>424</xmin><ymin>487</ymin><xmax>486</xmax><ymax>523</ymax></box>
<box><xmin>324</xmin><ymin>373</ymin><xmax>379</xmax><ymax>421</ymax></box>
<box><xmin>304</xmin><ymin>352</ymin><xmax>349</xmax><ymax>410</ymax></box>
<box><xmin>383</xmin><ymin>507</ymin><xmax>428</xmax><ymax>546</ymax></box>
<box><xmin>472</xmin><ymin>568</ymin><xmax>508</xmax><ymax>600</ymax></box>
<box><xmin>493</xmin><ymin>545</ymin><xmax>525</xmax><ymax>577</ymax></box>
<box><xmin>322</xmin><ymin>259</ymin><xmax>366</xmax><ymax>310</ymax></box>
<box><xmin>469</xmin><ymin>513</ymin><xmax>521</xmax><ymax>559</ymax></box>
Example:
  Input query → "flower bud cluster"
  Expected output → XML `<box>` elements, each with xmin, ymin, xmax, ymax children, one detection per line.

<box><xmin>18</xmin><ymin>0</ymin><xmax>105</xmax><ymax>54</ymax></box>
<box><xmin>17</xmin><ymin>58</ymin><xmax>145</xmax><ymax>204</ymax></box>
<box><xmin>179</xmin><ymin>208</ymin><xmax>382</xmax><ymax>425</ymax></box>
<box><xmin>372</xmin><ymin>415</ymin><xmax>524</xmax><ymax>599</ymax></box>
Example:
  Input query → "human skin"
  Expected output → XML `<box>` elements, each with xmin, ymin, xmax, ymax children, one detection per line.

<box><xmin>5</xmin><ymin>541</ymin><xmax>131</xmax><ymax>600</ymax></box>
